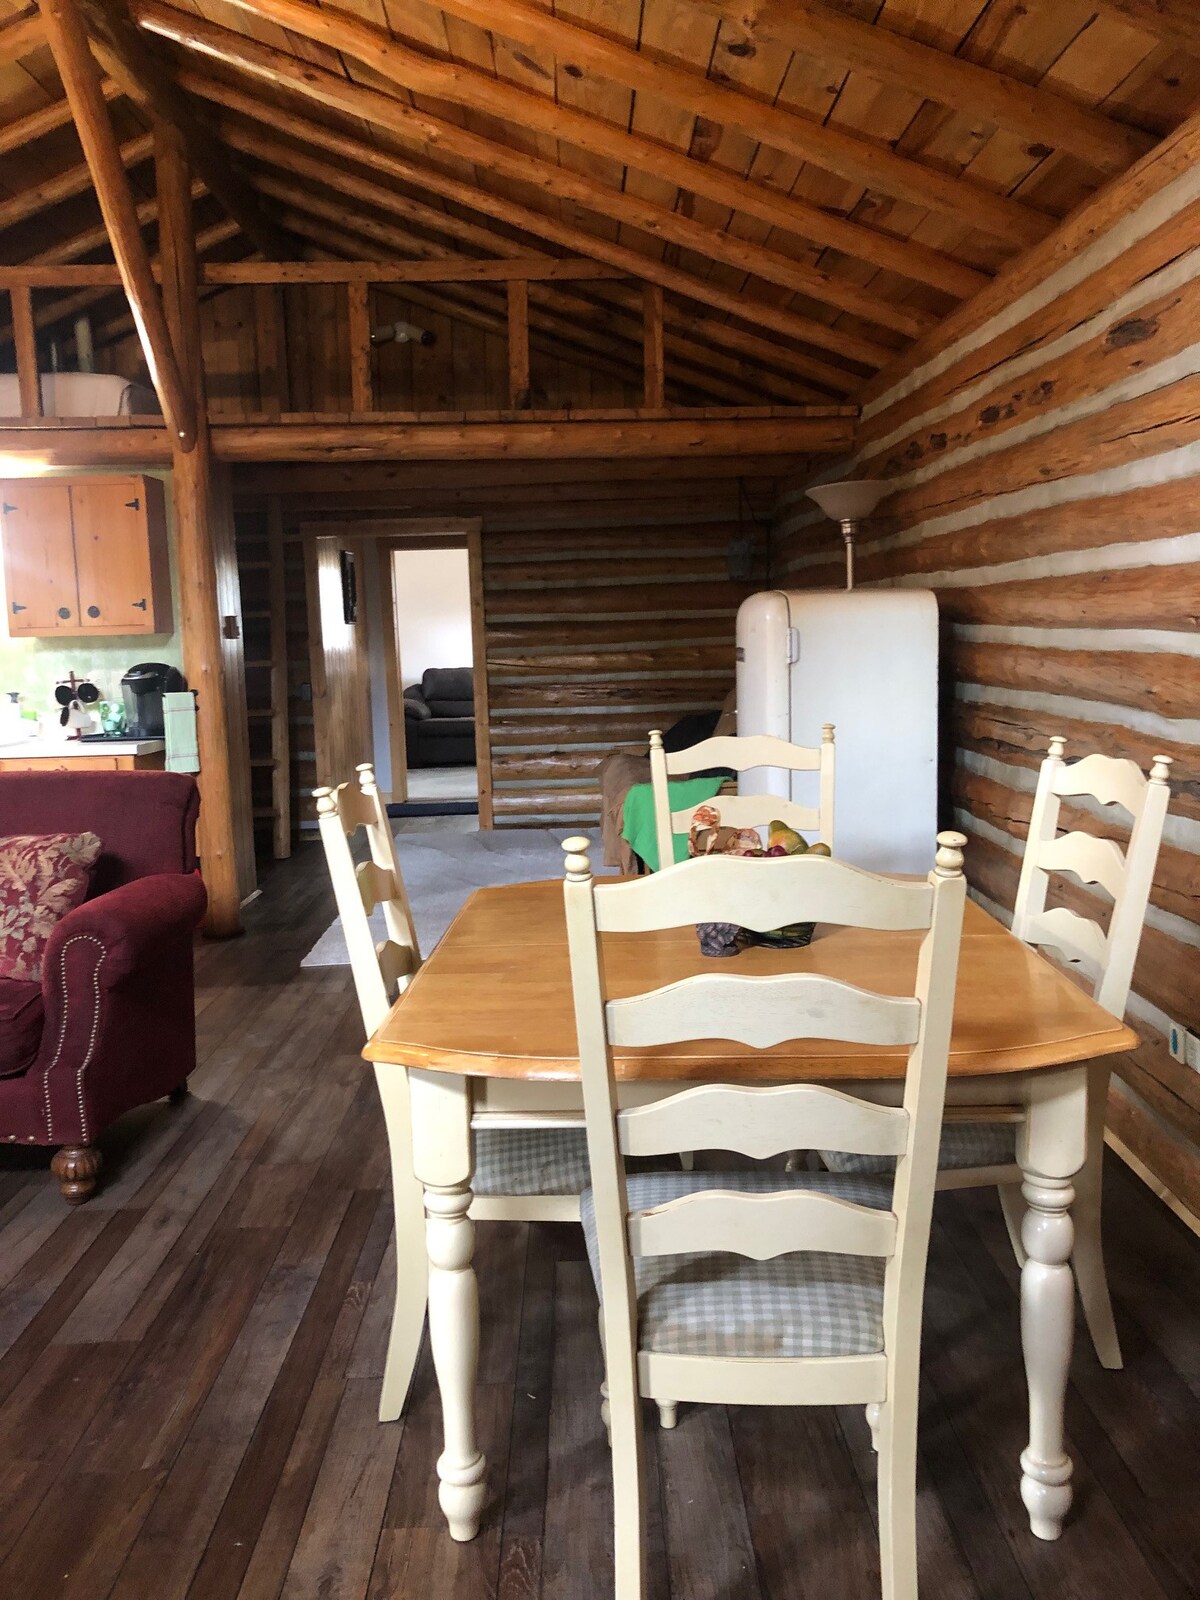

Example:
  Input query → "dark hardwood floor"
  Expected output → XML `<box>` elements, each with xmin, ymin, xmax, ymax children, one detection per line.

<box><xmin>1</xmin><ymin>847</ymin><xmax>1198</xmax><ymax>1600</ymax></box>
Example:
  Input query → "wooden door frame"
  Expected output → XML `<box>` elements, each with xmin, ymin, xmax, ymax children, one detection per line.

<box><xmin>300</xmin><ymin>517</ymin><xmax>489</xmax><ymax>824</ymax></box>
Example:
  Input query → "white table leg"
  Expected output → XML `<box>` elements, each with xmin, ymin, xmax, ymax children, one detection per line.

<box><xmin>1017</xmin><ymin>1068</ymin><xmax>1087</xmax><ymax>1542</ymax></box>
<box><xmin>409</xmin><ymin>1069</ymin><xmax>486</xmax><ymax>1543</ymax></box>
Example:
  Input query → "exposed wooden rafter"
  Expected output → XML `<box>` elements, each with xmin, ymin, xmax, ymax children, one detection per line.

<box><xmin>37</xmin><ymin>0</ymin><xmax>194</xmax><ymax>446</ymax></box>
<box><xmin>139</xmin><ymin>2</ymin><xmax>987</xmax><ymax>300</ymax></box>
<box><xmin>1095</xmin><ymin>0</ymin><xmax>1200</xmax><ymax>53</ymax></box>
<box><xmin>0</xmin><ymin>76</ymin><xmax>121</xmax><ymax>156</ymax></box>
<box><xmin>81</xmin><ymin>0</ymin><xmax>296</xmax><ymax>259</ymax></box>
<box><xmin>0</xmin><ymin>130</ymin><xmax>152</xmax><ymax>231</ymax></box>
<box><xmin>0</xmin><ymin>6</ymin><xmax>42</xmax><ymax>63</ymax></box>
<box><xmin>214</xmin><ymin>0</ymin><xmax>1052</xmax><ymax>248</ymax></box>
<box><xmin>680</xmin><ymin>0</ymin><xmax>1155</xmax><ymax>176</ymax></box>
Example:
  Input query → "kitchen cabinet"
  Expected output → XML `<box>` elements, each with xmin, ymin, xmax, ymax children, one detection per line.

<box><xmin>0</xmin><ymin>474</ymin><xmax>172</xmax><ymax>637</ymax></box>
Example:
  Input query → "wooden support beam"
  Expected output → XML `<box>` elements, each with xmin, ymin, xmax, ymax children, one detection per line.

<box><xmin>39</xmin><ymin>0</ymin><xmax>194</xmax><ymax>447</ymax></box>
<box><xmin>266</xmin><ymin>495</ymin><xmax>291</xmax><ymax>858</ymax></box>
<box><xmin>347</xmin><ymin>281</ymin><xmax>372</xmax><ymax>414</ymax></box>
<box><xmin>1095</xmin><ymin>0</ymin><xmax>1200</xmax><ymax>52</ymax></box>
<box><xmin>155</xmin><ymin>11</ymin><xmax>987</xmax><ymax>300</ymax></box>
<box><xmin>0</xmin><ymin>78</ymin><xmax>122</xmax><ymax>158</ymax></box>
<box><xmin>206</xmin><ymin>100</ymin><xmax>896</xmax><ymax>363</ymax></box>
<box><xmin>212</xmin><ymin>0</ymin><xmax>1049</xmax><ymax>249</ymax></box>
<box><xmin>0</xmin><ymin>131</ymin><xmax>153</xmax><ymax>233</ymax></box>
<box><xmin>203</xmin><ymin>258</ymin><xmax>629</xmax><ymax>286</ymax></box>
<box><xmin>0</xmin><ymin>6</ymin><xmax>42</xmax><ymax>63</ymax></box>
<box><xmin>209</xmin><ymin>414</ymin><xmax>856</xmax><ymax>462</ymax></box>
<box><xmin>680</xmin><ymin>0</ymin><xmax>1154</xmax><ymax>177</ymax></box>
<box><xmin>179</xmin><ymin>69</ymin><xmax>867</xmax><ymax>386</ymax></box>
<box><xmin>11</xmin><ymin>289</ymin><xmax>42</xmax><ymax>417</ymax></box>
<box><xmin>642</xmin><ymin>283</ymin><xmax>665</xmax><ymax>411</ymax></box>
<box><xmin>154</xmin><ymin>122</ymin><xmax>242</xmax><ymax>934</ymax></box>
<box><xmin>252</xmin><ymin>284</ymin><xmax>287</xmax><ymax>416</ymax></box>
<box><xmin>507</xmin><ymin>280</ymin><xmax>530</xmax><ymax>409</ymax></box>
<box><xmin>82</xmin><ymin>0</ymin><xmax>296</xmax><ymax>259</ymax></box>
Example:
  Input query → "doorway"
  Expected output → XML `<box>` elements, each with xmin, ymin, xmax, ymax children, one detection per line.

<box><xmin>390</xmin><ymin>540</ymin><xmax>479</xmax><ymax>818</ymax></box>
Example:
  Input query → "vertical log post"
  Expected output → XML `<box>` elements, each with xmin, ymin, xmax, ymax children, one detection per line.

<box><xmin>347</xmin><ymin>280</ymin><xmax>372</xmax><ymax>413</ymax></box>
<box><xmin>253</xmin><ymin>284</ymin><xmax>289</xmax><ymax>416</ymax></box>
<box><xmin>11</xmin><ymin>288</ymin><xmax>42</xmax><ymax>416</ymax></box>
<box><xmin>507</xmin><ymin>279</ymin><xmax>530</xmax><ymax>408</ymax></box>
<box><xmin>155</xmin><ymin>123</ymin><xmax>243</xmax><ymax>936</ymax></box>
<box><xmin>642</xmin><ymin>281</ymin><xmax>664</xmax><ymax>409</ymax></box>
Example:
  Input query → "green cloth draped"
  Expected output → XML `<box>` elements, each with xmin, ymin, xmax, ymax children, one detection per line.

<box><xmin>621</xmin><ymin>775</ymin><xmax>726</xmax><ymax>873</ymax></box>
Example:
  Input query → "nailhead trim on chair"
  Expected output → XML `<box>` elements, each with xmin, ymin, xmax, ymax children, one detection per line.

<box><xmin>41</xmin><ymin>934</ymin><xmax>106</xmax><ymax>1145</ymax></box>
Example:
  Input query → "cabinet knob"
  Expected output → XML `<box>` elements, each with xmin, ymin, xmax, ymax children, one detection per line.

<box><xmin>133</xmin><ymin>598</ymin><xmax>147</xmax><ymax>611</ymax></box>
<box><xmin>87</xmin><ymin>606</ymin><xmax>100</xmax><ymax>618</ymax></box>
<box><xmin>57</xmin><ymin>607</ymin><xmax>71</xmax><ymax>620</ymax></box>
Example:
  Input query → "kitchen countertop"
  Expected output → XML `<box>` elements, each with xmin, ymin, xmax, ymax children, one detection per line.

<box><xmin>0</xmin><ymin>739</ymin><xmax>166</xmax><ymax>757</ymax></box>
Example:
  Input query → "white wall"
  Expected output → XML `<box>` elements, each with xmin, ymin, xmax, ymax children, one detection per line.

<box><xmin>393</xmin><ymin>547</ymin><xmax>473</xmax><ymax>685</ymax></box>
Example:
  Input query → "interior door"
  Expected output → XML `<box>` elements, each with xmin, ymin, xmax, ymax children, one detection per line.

<box><xmin>70</xmin><ymin>476</ymin><xmax>159</xmax><ymax>633</ymax></box>
<box><xmin>0</xmin><ymin>480</ymin><xmax>79</xmax><ymax>635</ymax></box>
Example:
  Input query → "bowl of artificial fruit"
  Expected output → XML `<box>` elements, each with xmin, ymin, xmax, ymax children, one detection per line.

<box><xmin>690</xmin><ymin>806</ymin><xmax>830</xmax><ymax>957</ymax></box>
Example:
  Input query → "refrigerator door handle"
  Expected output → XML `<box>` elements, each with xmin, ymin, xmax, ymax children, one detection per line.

<box><xmin>786</xmin><ymin>627</ymin><xmax>800</xmax><ymax>665</ymax></box>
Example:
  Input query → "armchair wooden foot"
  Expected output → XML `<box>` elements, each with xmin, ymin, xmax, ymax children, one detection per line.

<box><xmin>168</xmin><ymin>1081</ymin><xmax>190</xmax><ymax>1105</ymax></box>
<box><xmin>51</xmin><ymin>1145</ymin><xmax>103</xmax><ymax>1205</ymax></box>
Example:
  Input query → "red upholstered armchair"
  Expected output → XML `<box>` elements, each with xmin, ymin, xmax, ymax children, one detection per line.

<box><xmin>0</xmin><ymin>772</ymin><xmax>207</xmax><ymax>1202</ymax></box>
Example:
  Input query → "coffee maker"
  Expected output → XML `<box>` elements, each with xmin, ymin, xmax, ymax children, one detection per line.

<box><xmin>121</xmin><ymin>662</ymin><xmax>186</xmax><ymax>738</ymax></box>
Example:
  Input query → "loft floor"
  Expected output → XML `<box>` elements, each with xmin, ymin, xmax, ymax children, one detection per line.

<box><xmin>0</xmin><ymin>850</ymin><xmax>1197</xmax><ymax>1600</ymax></box>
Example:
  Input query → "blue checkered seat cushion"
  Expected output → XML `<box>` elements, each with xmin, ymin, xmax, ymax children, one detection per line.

<box><xmin>581</xmin><ymin>1169</ymin><xmax>894</xmax><ymax>1359</ymax></box>
<box><xmin>474</xmin><ymin>1128</ymin><xmax>591</xmax><ymax>1196</ymax></box>
<box><xmin>819</xmin><ymin>1122</ymin><xmax>1017</xmax><ymax>1177</ymax></box>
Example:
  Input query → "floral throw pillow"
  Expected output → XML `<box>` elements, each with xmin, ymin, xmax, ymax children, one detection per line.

<box><xmin>0</xmin><ymin>833</ymin><xmax>103</xmax><ymax>983</ymax></box>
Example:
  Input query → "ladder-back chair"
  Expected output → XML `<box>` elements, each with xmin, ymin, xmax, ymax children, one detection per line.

<box><xmin>563</xmin><ymin>832</ymin><xmax>967</xmax><ymax>1600</ymax></box>
<box><xmin>822</xmin><ymin>738</ymin><xmax>1172</xmax><ymax>1370</ymax></box>
<box><xmin>315</xmin><ymin>765</ymin><xmax>591</xmax><ymax>1422</ymax></box>
<box><xmin>648</xmin><ymin>725</ymin><xmax>835</xmax><ymax>872</ymax></box>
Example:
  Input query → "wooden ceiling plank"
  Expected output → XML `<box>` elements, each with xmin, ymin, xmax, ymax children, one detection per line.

<box><xmin>0</xmin><ymin>76</ymin><xmax>121</xmax><ymax>157</ymax></box>
<box><xmin>0</xmin><ymin>128</ymin><xmax>152</xmax><ymax>230</ymax></box>
<box><xmin>38</xmin><ymin>0</ymin><xmax>194</xmax><ymax>446</ymax></box>
<box><xmin>684</xmin><ymin>0</ymin><xmax>1154</xmax><ymax>176</ymax></box>
<box><xmin>212</xmin><ymin>0</ymin><xmax>1050</xmax><ymax>247</ymax></box>
<box><xmin>1094</xmin><ymin>1</ymin><xmax>1200</xmax><ymax>54</ymax></box>
<box><xmin>168</xmin><ymin>55</ymin><xmax>868</xmax><ymax>382</ymax></box>
<box><xmin>139</xmin><ymin>1</ymin><xmax>987</xmax><ymax>298</ymax></box>
<box><xmin>82</xmin><ymin>0</ymin><xmax>296</xmax><ymax>258</ymax></box>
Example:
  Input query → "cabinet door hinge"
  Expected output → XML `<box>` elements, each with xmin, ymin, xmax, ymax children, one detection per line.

<box><xmin>124</xmin><ymin>498</ymin><xmax>141</xmax><ymax>511</ymax></box>
<box><xmin>133</xmin><ymin>598</ymin><xmax>148</xmax><ymax>610</ymax></box>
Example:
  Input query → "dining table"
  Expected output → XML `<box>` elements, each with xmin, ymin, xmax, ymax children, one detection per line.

<box><xmin>362</xmin><ymin>873</ymin><xmax>1137</xmax><ymax>1549</ymax></box>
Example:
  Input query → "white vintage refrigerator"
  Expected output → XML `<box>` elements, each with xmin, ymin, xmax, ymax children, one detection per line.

<box><xmin>735</xmin><ymin>589</ymin><xmax>940</xmax><ymax>875</ymax></box>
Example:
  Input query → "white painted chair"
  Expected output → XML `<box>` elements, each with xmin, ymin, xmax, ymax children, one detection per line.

<box><xmin>648</xmin><ymin>725</ymin><xmax>835</xmax><ymax>872</ymax></box>
<box><xmin>314</xmin><ymin>764</ymin><xmax>591</xmax><ymax>1422</ymax></box>
<box><xmin>822</xmin><ymin>738</ymin><xmax>1172</xmax><ymax>1371</ymax></box>
<box><xmin>563</xmin><ymin>831</ymin><xmax>967</xmax><ymax>1600</ymax></box>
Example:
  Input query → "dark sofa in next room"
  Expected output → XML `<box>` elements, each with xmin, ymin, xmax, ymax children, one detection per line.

<box><xmin>403</xmin><ymin>667</ymin><xmax>476</xmax><ymax>767</ymax></box>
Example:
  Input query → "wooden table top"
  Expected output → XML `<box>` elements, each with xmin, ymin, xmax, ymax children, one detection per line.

<box><xmin>363</xmin><ymin>879</ymin><xmax>1137</xmax><ymax>1083</ymax></box>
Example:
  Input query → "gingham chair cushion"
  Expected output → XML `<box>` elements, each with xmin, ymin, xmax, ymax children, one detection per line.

<box><xmin>581</xmin><ymin>1168</ymin><xmax>894</xmax><ymax>1359</ymax></box>
<box><xmin>474</xmin><ymin>1127</ymin><xmax>590</xmax><ymax>1196</ymax></box>
<box><xmin>819</xmin><ymin>1122</ymin><xmax>1017</xmax><ymax>1177</ymax></box>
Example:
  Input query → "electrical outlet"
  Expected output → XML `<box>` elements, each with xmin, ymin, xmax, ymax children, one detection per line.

<box><xmin>1169</xmin><ymin>1021</ymin><xmax>1188</xmax><ymax>1063</ymax></box>
<box><xmin>1186</xmin><ymin>1030</ymin><xmax>1200</xmax><ymax>1075</ymax></box>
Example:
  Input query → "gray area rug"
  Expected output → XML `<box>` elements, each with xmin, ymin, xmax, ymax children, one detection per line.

<box><xmin>302</xmin><ymin>825</ymin><xmax>608</xmax><ymax>967</ymax></box>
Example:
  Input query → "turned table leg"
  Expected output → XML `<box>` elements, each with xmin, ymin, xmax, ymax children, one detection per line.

<box><xmin>51</xmin><ymin>1145</ymin><xmax>102</xmax><ymax>1204</ymax></box>
<box><xmin>1018</xmin><ymin>1067</ymin><xmax>1086</xmax><ymax>1541</ymax></box>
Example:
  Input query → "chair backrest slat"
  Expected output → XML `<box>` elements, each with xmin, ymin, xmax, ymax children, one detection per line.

<box><xmin>1011</xmin><ymin>738</ymin><xmax>1171</xmax><ymax>1018</ymax></box>
<box><xmin>606</xmin><ymin>972</ymin><xmax>921</xmax><ymax>1051</ymax></box>
<box><xmin>315</xmin><ymin>764</ymin><xmax>422</xmax><ymax>1037</ymax></box>
<box><xmin>649</xmin><ymin>725</ymin><xmax>836</xmax><ymax>869</ymax></box>
<box><xmin>596</xmin><ymin>851</ymin><xmax>933</xmax><ymax>935</ymax></box>
<box><xmin>617</xmin><ymin>1083</ymin><xmax>910</xmax><ymax>1161</ymax></box>
<box><xmin>628</xmin><ymin>1189</ymin><xmax>898</xmax><ymax>1263</ymax></box>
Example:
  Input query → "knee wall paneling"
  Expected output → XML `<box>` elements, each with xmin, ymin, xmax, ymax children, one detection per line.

<box><xmin>772</xmin><ymin>137</ymin><xmax>1200</xmax><ymax>1205</ymax></box>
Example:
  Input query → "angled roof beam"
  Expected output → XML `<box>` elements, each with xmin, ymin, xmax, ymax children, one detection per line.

<box><xmin>143</xmin><ymin>3</ymin><xmax>986</xmax><ymax>299</ymax></box>
<box><xmin>214</xmin><ymin>0</ymin><xmax>1051</xmax><ymax>249</ymax></box>
<box><xmin>81</xmin><ymin>0</ymin><xmax>296</xmax><ymax>259</ymax></box>
<box><xmin>163</xmin><ymin>50</ymin><xmax>869</xmax><ymax>383</ymax></box>
<box><xmin>1094</xmin><ymin>1</ymin><xmax>1200</xmax><ymax>53</ymax></box>
<box><xmin>680</xmin><ymin>0</ymin><xmax>1154</xmax><ymax>176</ymax></box>
<box><xmin>39</xmin><ymin>0</ymin><xmax>194</xmax><ymax>447</ymax></box>
<box><xmin>0</xmin><ymin>77</ymin><xmax>122</xmax><ymax>157</ymax></box>
<box><xmin>0</xmin><ymin>129</ymin><xmax>152</xmax><ymax>230</ymax></box>
<box><xmin>0</xmin><ymin>7</ymin><xmax>42</xmax><ymax>63</ymax></box>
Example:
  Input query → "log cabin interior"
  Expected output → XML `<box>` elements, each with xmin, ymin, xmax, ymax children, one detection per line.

<box><xmin>0</xmin><ymin>2</ymin><xmax>1198</xmax><ymax>1597</ymax></box>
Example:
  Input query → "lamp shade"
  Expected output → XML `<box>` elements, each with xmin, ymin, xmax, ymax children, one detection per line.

<box><xmin>806</xmin><ymin>478</ymin><xmax>889</xmax><ymax>521</ymax></box>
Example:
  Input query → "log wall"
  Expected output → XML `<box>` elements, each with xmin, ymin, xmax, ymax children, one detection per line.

<box><xmin>773</xmin><ymin>123</ymin><xmax>1200</xmax><ymax>1213</ymax></box>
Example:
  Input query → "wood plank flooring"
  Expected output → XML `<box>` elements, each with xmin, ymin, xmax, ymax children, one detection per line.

<box><xmin>1</xmin><ymin>846</ymin><xmax>1199</xmax><ymax>1600</ymax></box>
